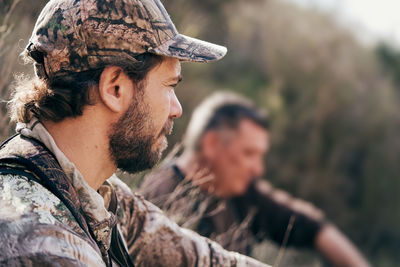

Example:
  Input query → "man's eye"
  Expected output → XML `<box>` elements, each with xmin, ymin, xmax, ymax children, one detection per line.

<box><xmin>168</xmin><ymin>84</ymin><xmax>178</xmax><ymax>91</ymax></box>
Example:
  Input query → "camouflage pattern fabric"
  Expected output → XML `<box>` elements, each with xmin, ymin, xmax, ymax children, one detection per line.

<box><xmin>26</xmin><ymin>0</ymin><xmax>227</xmax><ymax>78</ymax></box>
<box><xmin>0</xmin><ymin>120</ymin><xmax>270</xmax><ymax>267</ymax></box>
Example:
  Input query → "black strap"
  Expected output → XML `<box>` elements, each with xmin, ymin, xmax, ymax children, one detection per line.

<box><xmin>0</xmin><ymin>133</ymin><xmax>19</xmax><ymax>149</ymax></box>
<box><xmin>0</xmin><ymin>167</ymin><xmax>41</xmax><ymax>185</ymax></box>
<box><xmin>172</xmin><ymin>164</ymin><xmax>186</xmax><ymax>181</ymax></box>
<box><xmin>108</xmin><ymin>187</ymin><xmax>135</xmax><ymax>267</ymax></box>
<box><xmin>109</xmin><ymin>226</ymin><xmax>135</xmax><ymax>267</ymax></box>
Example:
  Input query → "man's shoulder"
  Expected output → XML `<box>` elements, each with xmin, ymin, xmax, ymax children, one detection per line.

<box><xmin>0</xmin><ymin>173</ymin><xmax>86</xmax><ymax>237</ymax></box>
<box><xmin>0</xmin><ymin>173</ymin><xmax>105</xmax><ymax>266</ymax></box>
<box><xmin>250</xmin><ymin>179</ymin><xmax>325</xmax><ymax>222</ymax></box>
<box><xmin>0</xmin><ymin>134</ymin><xmax>37</xmax><ymax>157</ymax></box>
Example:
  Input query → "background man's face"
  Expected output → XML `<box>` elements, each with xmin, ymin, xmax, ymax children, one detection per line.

<box><xmin>109</xmin><ymin>57</ymin><xmax>182</xmax><ymax>173</ymax></box>
<box><xmin>210</xmin><ymin>119</ymin><xmax>269</xmax><ymax>197</ymax></box>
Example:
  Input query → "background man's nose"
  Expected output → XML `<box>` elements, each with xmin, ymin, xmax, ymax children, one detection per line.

<box><xmin>252</xmin><ymin>158</ymin><xmax>264</xmax><ymax>177</ymax></box>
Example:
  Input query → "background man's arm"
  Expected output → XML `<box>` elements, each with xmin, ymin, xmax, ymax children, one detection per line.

<box><xmin>251</xmin><ymin>179</ymin><xmax>370</xmax><ymax>266</ymax></box>
<box><xmin>315</xmin><ymin>224</ymin><xmax>370</xmax><ymax>267</ymax></box>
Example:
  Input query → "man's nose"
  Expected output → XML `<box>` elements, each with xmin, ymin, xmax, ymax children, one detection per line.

<box><xmin>252</xmin><ymin>158</ymin><xmax>264</xmax><ymax>177</ymax></box>
<box><xmin>170</xmin><ymin>92</ymin><xmax>183</xmax><ymax>119</ymax></box>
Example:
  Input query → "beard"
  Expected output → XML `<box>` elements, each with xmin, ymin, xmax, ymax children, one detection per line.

<box><xmin>108</xmin><ymin>94</ymin><xmax>173</xmax><ymax>173</ymax></box>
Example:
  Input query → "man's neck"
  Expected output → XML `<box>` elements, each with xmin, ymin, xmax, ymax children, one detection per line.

<box><xmin>42</xmin><ymin>111</ymin><xmax>116</xmax><ymax>190</ymax></box>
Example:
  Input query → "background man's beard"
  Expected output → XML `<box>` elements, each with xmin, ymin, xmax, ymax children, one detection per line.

<box><xmin>108</xmin><ymin>97</ymin><xmax>162</xmax><ymax>174</ymax></box>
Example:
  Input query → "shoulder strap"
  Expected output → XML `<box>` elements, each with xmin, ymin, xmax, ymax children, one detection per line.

<box><xmin>108</xmin><ymin>186</ymin><xmax>135</xmax><ymax>267</ymax></box>
<box><xmin>0</xmin><ymin>134</ymin><xmax>97</xmax><ymax>248</ymax></box>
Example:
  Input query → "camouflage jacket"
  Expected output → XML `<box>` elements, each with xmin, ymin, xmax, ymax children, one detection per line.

<box><xmin>0</xmin><ymin>119</ymin><xmax>270</xmax><ymax>267</ymax></box>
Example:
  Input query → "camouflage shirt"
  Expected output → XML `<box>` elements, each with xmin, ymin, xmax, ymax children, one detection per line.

<box><xmin>0</xmin><ymin>119</ymin><xmax>270</xmax><ymax>267</ymax></box>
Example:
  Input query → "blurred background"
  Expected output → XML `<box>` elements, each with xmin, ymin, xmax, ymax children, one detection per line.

<box><xmin>1</xmin><ymin>0</ymin><xmax>400</xmax><ymax>265</ymax></box>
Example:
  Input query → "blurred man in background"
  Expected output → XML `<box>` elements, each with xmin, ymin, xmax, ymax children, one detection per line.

<box><xmin>140</xmin><ymin>91</ymin><xmax>370</xmax><ymax>267</ymax></box>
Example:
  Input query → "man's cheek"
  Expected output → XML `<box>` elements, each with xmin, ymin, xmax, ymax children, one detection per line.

<box><xmin>228</xmin><ymin>153</ymin><xmax>241</xmax><ymax>166</ymax></box>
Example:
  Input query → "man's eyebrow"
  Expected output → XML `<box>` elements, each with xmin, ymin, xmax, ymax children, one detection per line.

<box><xmin>166</xmin><ymin>75</ymin><xmax>183</xmax><ymax>84</ymax></box>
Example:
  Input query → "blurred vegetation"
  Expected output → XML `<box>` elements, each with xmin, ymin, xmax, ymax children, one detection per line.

<box><xmin>1</xmin><ymin>0</ymin><xmax>399</xmax><ymax>266</ymax></box>
<box><xmin>0</xmin><ymin>0</ymin><xmax>49</xmax><ymax>138</ymax></box>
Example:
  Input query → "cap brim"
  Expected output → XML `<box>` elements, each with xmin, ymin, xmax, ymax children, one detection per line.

<box><xmin>151</xmin><ymin>34</ymin><xmax>227</xmax><ymax>62</ymax></box>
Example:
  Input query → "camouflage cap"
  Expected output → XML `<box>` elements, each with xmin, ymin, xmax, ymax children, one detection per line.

<box><xmin>26</xmin><ymin>0</ymin><xmax>227</xmax><ymax>78</ymax></box>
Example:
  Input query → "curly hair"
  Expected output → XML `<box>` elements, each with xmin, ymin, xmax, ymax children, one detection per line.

<box><xmin>8</xmin><ymin>53</ymin><xmax>163</xmax><ymax>123</ymax></box>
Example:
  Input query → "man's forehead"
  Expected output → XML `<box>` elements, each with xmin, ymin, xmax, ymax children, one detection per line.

<box><xmin>237</xmin><ymin>119</ymin><xmax>269</xmax><ymax>146</ymax></box>
<box><xmin>157</xmin><ymin>57</ymin><xmax>182</xmax><ymax>80</ymax></box>
<box><xmin>239</xmin><ymin>119</ymin><xmax>268</xmax><ymax>133</ymax></box>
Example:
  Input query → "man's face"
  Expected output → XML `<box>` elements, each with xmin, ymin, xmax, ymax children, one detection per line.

<box><xmin>109</xmin><ymin>57</ymin><xmax>182</xmax><ymax>173</ymax></box>
<box><xmin>209</xmin><ymin>119</ymin><xmax>269</xmax><ymax>197</ymax></box>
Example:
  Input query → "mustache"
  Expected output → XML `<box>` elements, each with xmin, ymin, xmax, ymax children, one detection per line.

<box><xmin>158</xmin><ymin>119</ymin><xmax>174</xmax><ymax>137</ymax></box>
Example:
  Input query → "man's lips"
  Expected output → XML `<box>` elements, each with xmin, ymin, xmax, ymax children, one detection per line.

<box><xmin>158</xmin><ymin>120</ymin><xmax>174</xmax><ymax>138</ymax></box>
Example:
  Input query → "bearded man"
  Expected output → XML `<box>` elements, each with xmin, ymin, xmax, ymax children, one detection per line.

<box><xmin>0</xmin><ymin>0</ymin><xmax>270</xmax><ymax>266</ymax></box>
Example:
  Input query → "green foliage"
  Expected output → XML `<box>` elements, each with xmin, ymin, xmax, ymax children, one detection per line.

<box><xmin>376</xmin><ymin>43</ymin><xmax>400</xmax><ymax>89</ymax></box>
<box><xmin>0</xmin><ymin>0</ymin><xmax>48</xmax><ymax>140</ymax></box>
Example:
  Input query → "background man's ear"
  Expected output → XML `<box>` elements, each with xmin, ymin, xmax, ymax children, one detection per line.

<box><xmin>98</xmin><ymin>66</ymin><xmax>134</xmax><ymax>113</ymax></box>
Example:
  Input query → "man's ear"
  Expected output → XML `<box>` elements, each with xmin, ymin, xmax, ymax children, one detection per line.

<box><xmin>98</xmin><ymin>66</ymin><xmax>134</xmax><ymax>113</ymax></box>
<box><xmin>201</xmin><ymin>131</ymin><xmax>220</xmax><ymax>160</ymax></box>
